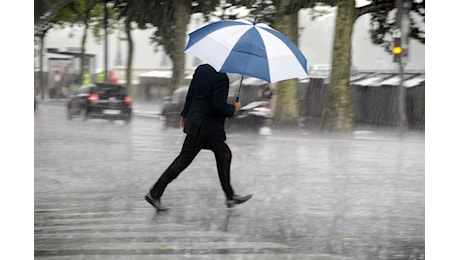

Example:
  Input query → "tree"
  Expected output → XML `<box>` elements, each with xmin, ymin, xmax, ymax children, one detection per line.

<box><xmin>155</xmin><ymin>0</ymin><xmax>191</xmax><ymax>95</ymax></box>
<box><xmin>323</xmin><ymin>0</ymin><xmax>355</xmax><ymax>131</ymax></box>
<box><xmin>324</xmin><ymin>0</ymin><xmax>425</xmax><ymax>132</ymax></box>
<box><xmin>57</xmin><ymin>0</ymin><xmax>107</xmax><ymax>84</ymax></box>
<box><xmin>227</xmin><ymin>0</ymin><xmax>317</xmax><ymax>126</ymax></box>
<box><xmin>35</xmin><ymin>0</ymin><xmax>73</xmax><ymax>100</ymax></box>
<box><xmin>112</xmin><ymin>0</ymin><xmax>151</xmax><ymax>94</ymax></box>
<box><xmin>144</xmin><ymin>0</ymin><xmax>221</xmax><ymax>95</ymax></box>
<box><xmin>272</xmin><ymin>0</ymin><xmax>321</xmax><ymax>126</ymax></box>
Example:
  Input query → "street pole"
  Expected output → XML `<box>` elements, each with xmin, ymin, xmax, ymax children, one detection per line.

<box><xmin>104</xmin><ymin>0</ymin><xmax>109</xmax><ymax>82</ymax></box>
<box><xmin>395</xmin><ymin>0</ymin><xmax>408</xmax><ymax>136</ymax></box>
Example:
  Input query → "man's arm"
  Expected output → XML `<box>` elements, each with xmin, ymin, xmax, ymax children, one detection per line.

<box><xmin>212</xmin><ymin>75</ymin><xmax>236</xmax><ymax>117</ymax></box>
<box><xmin>180</xmin><ymin>85</ymin><xmax>193</xmax><ymax>118</ymax></box>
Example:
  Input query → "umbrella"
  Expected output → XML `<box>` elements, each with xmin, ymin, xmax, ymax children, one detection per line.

<box><xmin>184</xmin><ymin>18</ymin><xmax>308</xmax><ymax>101</ymax></box>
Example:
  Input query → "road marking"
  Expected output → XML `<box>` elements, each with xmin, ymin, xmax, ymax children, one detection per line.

<box><xmin>35</xmin><ymin>207</ymin><xmax>293</xmax><ymax>258</ymax></box>
<box><xmin>35</xmin><ymin>254</ymin><xmax>353</xmax><ymax>260</ymax></box>
<box><xmin>35</xmin><ymin>241</ymin><xmax>290</xmax><ymax>250</ymax></box>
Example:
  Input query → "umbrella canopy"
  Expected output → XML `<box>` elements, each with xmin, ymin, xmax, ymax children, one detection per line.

<box><xmin>184</xmin><ymin>19</ymin><xmax>308</xmax><ymax>83</ymax></box>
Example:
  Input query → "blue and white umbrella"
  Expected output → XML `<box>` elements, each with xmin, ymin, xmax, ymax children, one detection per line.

<box><xmin>184</xmin><ymin>18</ymin><xmax>308</xmax><ymax>85</ymax></box>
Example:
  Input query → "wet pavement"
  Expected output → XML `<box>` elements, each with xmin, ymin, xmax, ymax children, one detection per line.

<box><xmin>34</xmin><ymin>100</ymin><xmax>425</xmax><ymax>259</ymax></box>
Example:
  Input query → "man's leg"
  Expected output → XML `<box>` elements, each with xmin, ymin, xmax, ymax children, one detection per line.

<box><xmin>207</xmin><ymin>140</ymin><xmax>234</xmax><ymax>200</ymax></box>
<box><xmin>207</xmin><ymin>140</ymin><xmax>253</xmax><ymax>207</ymax></box>
<box><xmin>149</xmin><ymin>135</ymin><xmax>201</xmax><ymax>199</ymax></box>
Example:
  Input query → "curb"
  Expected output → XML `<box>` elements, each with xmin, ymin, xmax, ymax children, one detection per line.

<box><xmin>133</xmin><ymin>110</ymin><xmax>161</xmax><ymax>119</ymax></box>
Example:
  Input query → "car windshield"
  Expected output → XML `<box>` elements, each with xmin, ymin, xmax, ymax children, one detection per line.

<box><xmin>93</xmin><ymin>84</ymin><xmax>127</xmax><ymax>96</ymax></box>
<box><xmin>76</xmin><ymin>84</ymin><xmax>93</xmax><ymax>94</ymax></box>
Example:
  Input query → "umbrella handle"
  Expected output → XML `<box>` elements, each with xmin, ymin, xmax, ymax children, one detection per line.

<box><xmin>236</xmin><ymin>75</ymin><xmax>243</xmax><ymax>102</ymax></box>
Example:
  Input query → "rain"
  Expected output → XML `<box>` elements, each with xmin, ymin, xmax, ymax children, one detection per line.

<box><xmin>26</xmin><ymin>0</ymin><xmax>437</xmax><ymax>259</ymax></box>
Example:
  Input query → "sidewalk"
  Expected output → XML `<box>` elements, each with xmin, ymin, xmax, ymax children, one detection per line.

<box><xmin>131</xmin><ymin>100</ymin><xmax>162</xmax><ymax>119</ymax></box>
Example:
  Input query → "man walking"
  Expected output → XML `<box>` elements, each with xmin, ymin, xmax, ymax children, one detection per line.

<box><xmin>145</xmin><ymin>64</ymin><xmax>252</xmax><ymax>211</ymax></box>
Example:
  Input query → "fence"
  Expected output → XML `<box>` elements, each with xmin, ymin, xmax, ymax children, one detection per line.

<box><xmin>301</xmin><ymin>71</ymin><xmax>425</xmax><ymax>130</ymax></box>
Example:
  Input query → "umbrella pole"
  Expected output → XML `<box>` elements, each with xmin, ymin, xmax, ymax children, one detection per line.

<box><xmin>236</xmin><ymin>75</ymin><xmax>243</xmax><ymax>102</ymax></box>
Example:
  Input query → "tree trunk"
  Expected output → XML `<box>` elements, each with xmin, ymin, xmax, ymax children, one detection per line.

<box><xmin>273</xmin><ymin>0</ymin><xmax>301</xmax><ymax>127</ymax></box>
<box><xmin>39</xmin><ymin>34</ymin><xmax>45</xmax><ymax>100</ymax></box>
<box><xmin>125</xmin><ymin>18</ymin><xmax>134</xmax><ymax>95</ymax></box>
<box><xmin>79</xmin><ymin>22</ymin><xmax>89</xmax><ymax>85</ymax></box>
<box><xmin>323</xmin><ymin>0</ymin><xmax>355</xmax><ymax>132</ymax></box>
<box><xmin>169</xmin><ymin>0</ymin><xmax>190</xmax><ymax>95</ymax></box>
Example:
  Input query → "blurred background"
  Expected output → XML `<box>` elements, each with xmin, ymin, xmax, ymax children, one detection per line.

<box><xmin>34</xmin><ymin>0</ymin><xmax>425</xmax><ymax>132</ymax></box>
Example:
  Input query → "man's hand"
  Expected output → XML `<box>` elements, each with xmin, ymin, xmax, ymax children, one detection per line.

<box><xmin>180</xmin><ymin>117</ymin><xmax>185</xmax><ymax>128</ymax></box>
<box><xmin>234</xmin><ymin>100</ymin><xmax>241</xmax><ymax>112</ymax></box>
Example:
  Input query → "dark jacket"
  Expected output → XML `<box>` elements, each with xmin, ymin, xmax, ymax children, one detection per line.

<box><xmin>180</xmin><ymin>64</ymin><xmax>235</xmax><ymax>141</ymax></box>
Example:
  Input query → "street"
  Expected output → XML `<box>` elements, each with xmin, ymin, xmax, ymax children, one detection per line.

<box><xmin>34</xmin><ymin>101</ymin><xmax>425</xmax><ymax>259</ymax></box>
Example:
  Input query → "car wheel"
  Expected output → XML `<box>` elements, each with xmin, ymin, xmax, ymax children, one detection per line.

<box><xmin>82</xmin><ymin>110</ymin><xmax>89</xmax><ymax>121</ymax></box>
<box><xmin>67</xmin><ymin>105</ymin><xmax>79</xmax><ymax>120</ymax></box>
<box><xmin>159</xmin><ymin>115</ymin><xmax>167</xmax><ymax>130</ymax></box>
<box><xmin>124</xmin><ymin>114</ymin><xmax>131</xmax><ymax>123</ymax></box>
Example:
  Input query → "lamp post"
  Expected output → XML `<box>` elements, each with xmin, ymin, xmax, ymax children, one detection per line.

<box><xmin>394</xmin><ymin>0</ymin><xmax>410</xmax><ymax>135</ymax></box>
<box><xmin>104</xmin><ymin>0</ymin><xmax>109</xmax><ymax>82</ymax></box>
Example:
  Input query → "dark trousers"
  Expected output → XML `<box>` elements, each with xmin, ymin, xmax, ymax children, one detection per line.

<box><xmin>150</xmin><ymin>134</ymin><xmax>235</xmax><ymax>200</ymax></box>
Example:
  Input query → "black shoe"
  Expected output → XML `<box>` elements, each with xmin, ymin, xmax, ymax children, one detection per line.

<box><xmin>226</xmin><ymin>194</ymin><xmax>253</xmax><ymax>208</ymax></box>
<box><xmin>145</xmin><ymin>193</ymin><xmax>168</xmax><ymax>211</ymax></box>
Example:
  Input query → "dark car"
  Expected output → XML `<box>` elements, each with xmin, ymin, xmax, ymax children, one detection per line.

<box><xmin>67</xmin><ymin>82</ymin><xmax>132</xmax><ymax>122</ymax></box>
<box><xmin>160</xmin><ymin>82</ymin><xmax>273</xmax><ymax>131</ymax></box>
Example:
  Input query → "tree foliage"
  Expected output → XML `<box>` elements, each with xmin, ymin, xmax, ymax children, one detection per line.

<box><xmin>146</xmin><ymin>0</ymin><xmax>220</xmax><ymax>61</ymax></box>
<box><xmin>50</xmin><ymin>0</ymin><xmax>107</xmax><ymax>83</ymax></box>
<box><xmin>133</xmin><ymin>0</ymin><xmax>221</xmax><ymax>93</ymax></box>
<box><xmin>35</xmin><ymin>0</ymin><xmax>77</xmax><ymax>99</ymax></box>
<box><xmin>365</xmin><ymin>0</ymin><xmax>425</xmax><ymax>54</ymax></box>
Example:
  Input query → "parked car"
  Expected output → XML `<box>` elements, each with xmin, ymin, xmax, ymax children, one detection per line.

<box><xmin>67</xmin><ymin>82</ymin><xmax>132</xmax><ymax>122</ymax></box>
<box><xmin>226</xmin><ymin>100</ymin><xmax>273</xmax><ymax>131</ymax></box>
<box><xmin>160</xmin><ymin>86</ymin><xmax>189</xmax><ymax>129</ymax></box>
<box><xmin>160</xmin><ymin>84</ymin><xmax>273</xmax><ymax>131</ymax></box>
